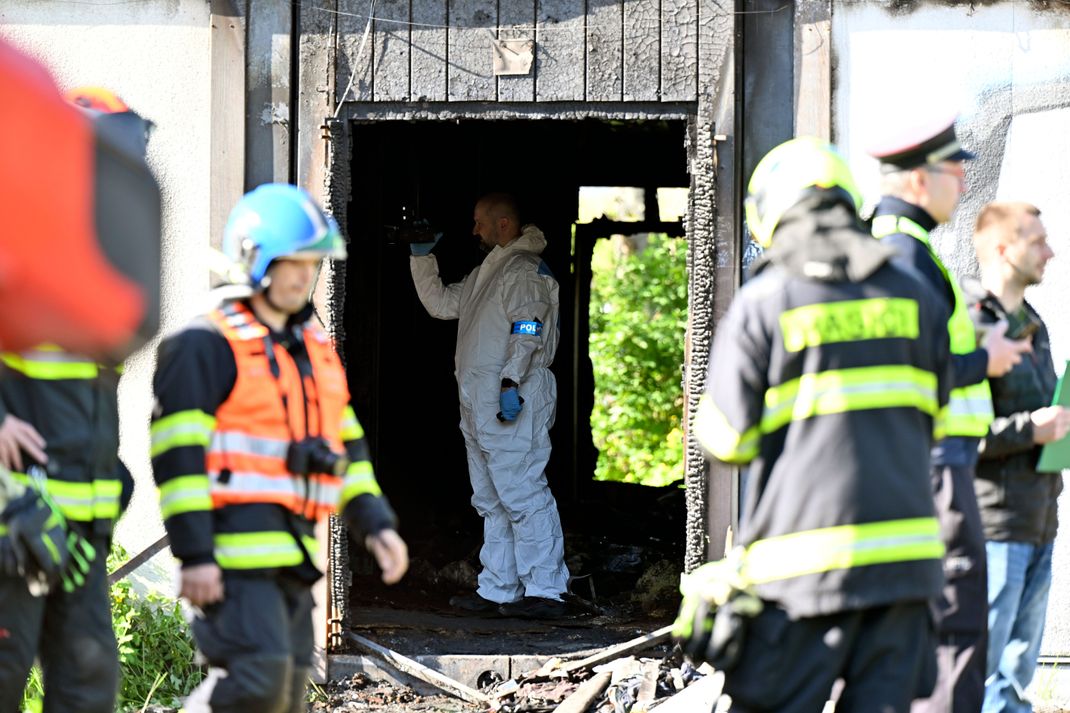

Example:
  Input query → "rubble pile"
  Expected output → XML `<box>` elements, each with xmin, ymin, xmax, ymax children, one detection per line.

<box><xmin>341</xmin><ymin>626</ymin><xmax>728</xmax><ymax>713</ymax></box>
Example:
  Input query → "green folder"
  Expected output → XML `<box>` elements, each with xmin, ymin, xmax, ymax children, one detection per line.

<box><xmin>1037</xmin><ymin>360</ymin><xmax>1070</xmax><ymax>472</ymax></box>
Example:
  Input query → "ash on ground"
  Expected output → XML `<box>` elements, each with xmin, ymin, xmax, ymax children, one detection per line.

<box><xmin>308</xmin><ymin>672</ymin><xmax>480</xmax><ymax>713</ymax></box>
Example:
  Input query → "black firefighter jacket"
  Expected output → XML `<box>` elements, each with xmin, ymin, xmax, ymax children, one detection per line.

<box><xmin>699</xmin><ymin>196</ymin><xmax>953</xmax><ymax>619</ymax></box>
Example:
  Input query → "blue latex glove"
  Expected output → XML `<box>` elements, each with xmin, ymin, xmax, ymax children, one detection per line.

<box><xmin>497</xmin><ymin>387</ymin><xmax>523</xmax><ymax>422</ymax></box>
<box><xmin>409</xmin><ymin>234</ymin><xmax>441</xmax><ymax>256</ymax></box>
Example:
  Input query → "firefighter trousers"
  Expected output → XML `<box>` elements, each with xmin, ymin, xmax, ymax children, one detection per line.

<box><xmin>0</xmin><ymin>537</ymin><xmax>118</xmax><ymax>713</ymax></box>
<box><xmin>723</xmin><ymin>601</ymin><xmax>936</xmax><ymax>713</ymax></box>
<box><xmin>911</xmin><ymin>463</ymin><xmax>988</xmax><ymax>713</ymax></box>
<box><xmin>185</xmin><ymin>573</ymin><xmax>314</xmax><ymax>713</ymax></box>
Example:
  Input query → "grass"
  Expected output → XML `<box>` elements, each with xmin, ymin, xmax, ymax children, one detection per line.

<box><xmin>21</xmin><ymin>544</ymin><xmax>204</xmax><ymax>712</ymax></box>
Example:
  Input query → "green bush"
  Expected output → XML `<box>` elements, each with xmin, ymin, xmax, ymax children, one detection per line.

<box><xmin>590</xmin><ymin>233</ymin><xmax>688</xmax><ymax>486</ymax></box>
<box><xmin>21</xmin><ymin>544</ymin><xmax>203</xmax><ymax>712</ymax></box>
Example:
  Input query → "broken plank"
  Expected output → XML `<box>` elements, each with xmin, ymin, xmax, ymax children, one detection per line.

<box><xmin>635</xmin><ymin>659</ymin><xmax>660</xmax><ymax>706</ymax></box>
<box><xmin>650</xmin><ymin>671</ymin><xmax>724</xmax><ymax>712</ymax></box>
<box><xmin>553</xmin><ymin>671</ymin><xmax>611</xmax><ymax>713</ymax></box>
<box><xmin>561</xmin><ymin>625</ymin><xmax>674</xmax><ymax>674</ymax></box>
<box><xmin>345</xmin><ymin>632</ymin><xmax>493</xmax><ymax>706</ymax></box>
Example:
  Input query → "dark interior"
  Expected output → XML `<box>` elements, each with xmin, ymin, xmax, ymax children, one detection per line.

<box><xmin>341</xmin><ymin>118</ymin><xmax>690</xmax><ymax>625</ymax></box>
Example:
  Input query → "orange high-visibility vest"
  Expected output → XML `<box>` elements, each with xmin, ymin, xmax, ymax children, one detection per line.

<box><xmin>206</xmin><ymin>302</ymin><xmax>349</xmax><ymax>522</ymax></box>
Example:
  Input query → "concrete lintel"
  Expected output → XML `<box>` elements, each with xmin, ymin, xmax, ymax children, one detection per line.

<box><xmin>340</xmin><ymin>101</ymin><xmax>695</xmax><ymax>123</ymax></box>
<box><xmin>329</xmin><ymin>653</ymin><xmax>552</xmax><ymax>693</ymax></box>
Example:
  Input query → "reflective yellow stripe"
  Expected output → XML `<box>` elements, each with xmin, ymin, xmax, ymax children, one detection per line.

<box><xmin>214</xmin><ymin>531</ymin><xmax>306</xmax><ymax>569</ymax></box>
<box><xmin>151</xmin><ymin>410</ymin><xmax>217</xmax><ymax>457</ymax></box>
<box><xmin>1</xmin><ymin>351</ymin><xmax>98</xmax><ymax>380</ymax></box>
<box><xmin>206</xmin><ymin>470</ymin><xmax>341</xmax><ymax>511</ymax></box>
<box><xmin>340</xmin><ymin>406</ymin><xmax>365</xmax><ymax>441</ymax></box>
<box><xmin>11</xmin><ymin>475</ymin><xmax>121</xmax><ymax>522</ymax></box>
<box><xmin>693</xmin><ymin>393</ymin><xmax>759</xmax><ymax>464</ymax></box>
<box><xmin>779</xmin><ymin>298</ymin><xmax>919</xmax><ymax>352</ymax></box>
<box><xmin>339</xmin><ymin>460</ymin><xmax>382</xmax><ymax>510</ymax></box>
<box><xmin>872</xmin><ymin>215</ymin><xmax>993</xmax><ymax>436</ymax></box>
<box><xmin>745</xmin><ymin>517</ymin><xmax>944</xmax><ymax>584</ymax></box>
<box><xmin>761</xmin><ymin>365</ymin><xmax>939</xmax><ymax>434</ymax></box>
<box><xmin>158</xmin><ymin>475</ymin><xmax>213</xmax><ymax>519</ymax></box>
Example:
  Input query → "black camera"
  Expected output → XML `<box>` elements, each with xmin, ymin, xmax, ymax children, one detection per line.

<box><xmin>1005</xmin><ymin>308</ymin><xmax>1040</xmax><ymax>341</ymax></box>
<box><xmin>286</xmin><ymin>438</ymin><xmax>350</xmax><ymax>477</ymax></box>
<box><xmin>384</xmin><ymin>205</ymin><xmax>440</xmax><ymax>246</ymax></box>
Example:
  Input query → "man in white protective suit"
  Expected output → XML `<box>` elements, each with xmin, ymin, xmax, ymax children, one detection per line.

<box><xmin>408</xmin><ymin>192</ymin><xmax>570</xmax><ymax>620</ymax></box>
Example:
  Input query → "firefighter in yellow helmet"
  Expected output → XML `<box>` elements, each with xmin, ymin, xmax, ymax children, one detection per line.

<box><xmin>675</xmin><ymin>138</ymin><xmax>953</xmax><ymax>712</ymax></box>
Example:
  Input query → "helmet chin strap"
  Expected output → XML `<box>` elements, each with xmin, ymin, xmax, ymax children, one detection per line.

<box><xmin>256</xmin><ymin>275</ymin><xmax>286</xmax><ymax>313</ymax></box>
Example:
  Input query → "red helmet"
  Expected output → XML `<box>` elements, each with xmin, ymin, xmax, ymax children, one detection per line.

<box><xmin>65</xmin><ymin>86</ymin><xmax>129</xmax><ymax>113</ymax></box>
<box><xmin>0</xmin><ymin>44</ymin><xmax>160</xmax><ymax>360</ymax></box>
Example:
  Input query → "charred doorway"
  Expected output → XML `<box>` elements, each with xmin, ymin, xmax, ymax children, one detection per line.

<box><xmin>340</xmin><ymin>117</ymin><xmax>689</xmax><ymax>650</ymax></box>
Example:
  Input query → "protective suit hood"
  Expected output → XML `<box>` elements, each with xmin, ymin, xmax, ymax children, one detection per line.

<box><xmin>489</xmin><ymin>224</ymin><xmax>546</xmax><ymax>261</ymax></box>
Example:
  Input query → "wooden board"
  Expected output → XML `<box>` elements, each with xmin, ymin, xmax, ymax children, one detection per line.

<box><xmin>373</xmin><ymin>0</ymin><xmax>411</xmax><ymax>100</ymax></box>
<box><xmin>497</xmin><ymin>0</ymin><xmax>536</xmax><ymax>101</ymax></box>
<box><xmin>535</xmin><ymin>0</ymin><xmax>585</xmax><ymax>101</ymax></box>
<box><xmin>689</xmin><ymin>0</ymin><xmax>739</xmax><ymax>567</ymax></box>
<box><xmin>210</xmin><ymin>0</ymin><xmax>244</xmax><ymax>253</ymax></box>
<box><xmin>244</xmin><ymin>0</ymin><xmax>290</xmax><ymax>188</ymax></box>
<box><xmin>623</xmin><ymin>0</ymin><xmax>659</xmax><ymax>101</ymax></box>
<box><xmin>661</xmin><ymin>0</ymin><xmax>698</xmax><ymax>101</ymax></box>
<box><xmin>336</xmin><ymin>0</ymin><xmax>374</xmax><ymax>102</ymax></box>
<box><xmin>794</xmin><ymin>0</ymin><xmax>831</xmax><ymax>139</ymax></box>
<box><xmin>586</xmin><ymin>0</ymin><xmax>623</xmax><ymax>101</ymax></box>
<box><xmin>412</xmin><ymin>0</ymin><xmax>448</xmax><ymax>101</ymax></box>
<box><xmin>448</xmin><ymin>0</ymin><xmax>497</xmax><ymax>101</ymax></box>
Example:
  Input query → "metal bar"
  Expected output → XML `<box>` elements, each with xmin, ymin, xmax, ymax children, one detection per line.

<box><xmin>107</xmin><ymin>534</ymin><xmax>169</xmax><ymax>585</ymax></box>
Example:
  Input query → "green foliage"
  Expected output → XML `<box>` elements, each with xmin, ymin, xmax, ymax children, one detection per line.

<box><xmin>590</xmin><ymin>233</ymin><xmax>688</xmax><ymax>486</ymax></box>
<box><xmin>21</xmin><ymin>544</ymin><xmax>203</xmax><ymax>712</ymax></box>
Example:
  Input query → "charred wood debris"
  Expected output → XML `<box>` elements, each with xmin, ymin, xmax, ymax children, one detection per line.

<box><xmin>331</xmin><ymin>625</ymin><xmax>727</xmax><ymax>713</ymax></box>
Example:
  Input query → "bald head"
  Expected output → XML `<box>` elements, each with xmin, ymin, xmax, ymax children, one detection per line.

<box><xmin>473</xmin><ymin>192</ymin><xmax>521</xmax><ymax>250</ymax></box>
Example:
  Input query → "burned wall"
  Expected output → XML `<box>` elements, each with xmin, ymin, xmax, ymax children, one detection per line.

<box><xmin>333</xmin><ymin>0</ymin><xmax>704</xmax><ymax>104</ymax></box>
<box><xmin>834</xmin><ymin>0</ymin><xmax>1070</xmax><ymax>664</ymax></box>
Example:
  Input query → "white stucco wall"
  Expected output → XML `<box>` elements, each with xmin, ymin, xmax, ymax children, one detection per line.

<box><xmin>834</xmin><ymin>0</ymin><xmax>1070</xmax><ymax>694</ymax></box>
<box><xmin>0</xmin><ymin>0</ymin><xmax>215</xmax><ymax>590</ymax></box>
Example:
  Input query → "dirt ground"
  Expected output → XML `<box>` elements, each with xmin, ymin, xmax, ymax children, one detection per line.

<box><xmin>307</xmin><ymin>673</ymin><xmax>480</xmax><ymax>713</ymax></box>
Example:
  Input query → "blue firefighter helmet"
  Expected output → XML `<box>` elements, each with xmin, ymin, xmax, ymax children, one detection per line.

<box><xmin>223</xmin><ymin>183</ymin><xmax>346</xmax><ymax>288</ymax></box>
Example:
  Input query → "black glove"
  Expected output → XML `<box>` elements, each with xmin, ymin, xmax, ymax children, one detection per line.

<box><xmin>0</xmin><ymin>529</ymin><xmax>25</xmax><ymax>578</ymax></box>
<box><xmin>672</xmin><ymin>556</ymin><xmax>763</xmax><ymax>671</ymax></box>
<box><xmin>60</xmin><ymin>530</ymin><xmax>96</xmax><ymax>592</ymax></box>
<box><xmin>1</xmin><ymin>489</ymin><xmax>71</xmax><ymax>586</ymax></box>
